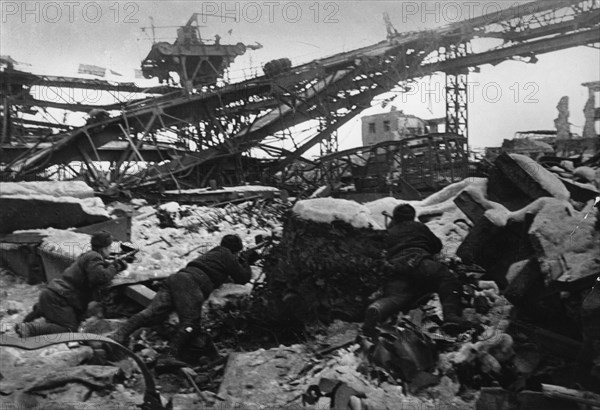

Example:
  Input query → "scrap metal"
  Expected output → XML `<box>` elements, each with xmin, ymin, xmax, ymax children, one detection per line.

<box><xmin>1</xmin><ymin>0</ymin><xmax>598</xmax><ymax>194</ymax></box>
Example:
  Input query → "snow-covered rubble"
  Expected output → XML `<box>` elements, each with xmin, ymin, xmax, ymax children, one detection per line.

<box><xmin>0</xmin><ymin>181</ymin><xmax>96</xmax><ymax>199</ymax></box>
<box><xmin>509</xmin><ymin>154</ymin><xmax>570</xmax><ymax>201</ymax></box>
<box><xmin>115</xmin><ymin>200</ymin><xmax>286</xmax><ymax>284</ymax></box>
<box><xmin>293</xmin><ymin>178</ymin><xmax>489</xmax><ymax>257</ymax></box>
<box><xmin>0</xmin><ymin>181</ymin><xmax>108</xmax><ymax>218</ymax></box>
<box><xmin>292</xmin><ymin>197</ymin><xmax>382</xmax><ymax>229</ymax></box>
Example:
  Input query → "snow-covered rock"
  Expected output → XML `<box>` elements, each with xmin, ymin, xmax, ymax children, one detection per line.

<box><xmin>508</xmin><ymin>154</ymin><xmax>570</xmax><ymax>201</ymax></box>
<box><xmin>292</xmin><ymin>198</ymin><xmax>382</xmax><ymax>229</ymax></box>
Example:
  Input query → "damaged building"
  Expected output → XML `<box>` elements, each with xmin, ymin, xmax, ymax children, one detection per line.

<box><xmin>1</xmin><ymin>1</ymin><xmax>600</xmax><ymax>409</ymax></box>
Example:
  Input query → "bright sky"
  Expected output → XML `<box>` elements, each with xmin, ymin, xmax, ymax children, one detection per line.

<box><xmin>1</xmin><ymin>0</ymin><xmax>599</xmax><ymax>152</ymax></box>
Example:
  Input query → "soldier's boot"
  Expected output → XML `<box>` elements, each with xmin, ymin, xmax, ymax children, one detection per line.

<box><xmin>363</xmin><ymin>294</ymin><xmax>412</xmax><ymax>335</ymax></box>
<box><xmin>108</xmin><ymin>318</ymin><xmax>144</xmax><ymax>346</ymax></box>
<box><xmin>155</xmin><ymin>327</ymin><xmax>195</xmax><ymax>371</ymax></box>
<box><xmin>15</xmin><ymin>321</ymin><xmax>70</xmax><ymax>338</ymax></box>
<box><xmin>23</xmin><ymin>304</ymin><xmax>42</xmax><ymax>323</ymax></box>
<box><xmin>440</xmin><ymin>287</ymin><xmax>475</xmax><ymax>335</ymax></box>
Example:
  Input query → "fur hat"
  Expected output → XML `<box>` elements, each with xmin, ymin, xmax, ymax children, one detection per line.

<box><xmin>221</xmin><ymin>234</ymin><xmax>243</xmax><ymax>253</ymax></box>
<box><xmin>91</xmin><ymin>231</ymin><xmax>113</xmax><ymax>250</ymax></box>
<box><xmin>392</xmin><ymin>204</ymin><xmax>416</xmax><ymax>222</ymax></box>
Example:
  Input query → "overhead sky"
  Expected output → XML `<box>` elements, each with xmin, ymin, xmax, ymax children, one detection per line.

<box><xmin>1</xmin><ymin>0</ymin><xmax>599</xmax><ymax>153</ymax></box>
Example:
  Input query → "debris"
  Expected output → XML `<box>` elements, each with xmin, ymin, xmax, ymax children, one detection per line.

<box><xmin>554</xmin><ymin>96</ymin><xmax>570</xmax><ymax>140</ymax></box>
<box><xmin>494</xmin><ymin>153</ymin><xmax>570</xmax><ymax>203</ymax></box>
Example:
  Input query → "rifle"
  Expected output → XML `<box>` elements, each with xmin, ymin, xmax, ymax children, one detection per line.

<box><xmin>109</xmin><ymin>242</ymin><xmax>139</xmax><ymax>263</ymax></box>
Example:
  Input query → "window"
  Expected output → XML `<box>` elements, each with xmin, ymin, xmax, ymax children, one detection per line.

<box><xmin>368</xmin><ymin>122</ymin><xmax>376</xmax><ymax>134</ymax></box>
<box><xmin>383</xmin><ymin>120</ymin><xmax>391</xmax><ymax>132</ymax></box>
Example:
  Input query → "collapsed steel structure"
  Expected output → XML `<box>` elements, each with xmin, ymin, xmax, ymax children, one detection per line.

<box><xmin>1</xmin><ymin>0</ymin><xmax>599</xmax><ymax>195</ymax></box>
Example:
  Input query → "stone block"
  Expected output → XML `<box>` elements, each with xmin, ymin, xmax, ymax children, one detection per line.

<box><xmin>457</xmin><ymin>216</ymin><xmax>534</xmax><ymax>288</ymax></box>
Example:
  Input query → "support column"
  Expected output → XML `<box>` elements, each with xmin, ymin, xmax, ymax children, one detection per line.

<box><xmin>444</xmin><ymin>42</ymin><xmax>470</xmax><ymax>144</ymax></box>
<box><xmin>445</xmin><ymin>71</ymin><xmax>468</xmax><ymax>140</ymax></box>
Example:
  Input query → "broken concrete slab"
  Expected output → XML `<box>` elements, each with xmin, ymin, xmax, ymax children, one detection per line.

<box><xmin>454</xmin><ymin>190</ymin><xmax>488</xmax><ymax>224</ymax></box>
<box><xmin>504</xmin><ymin>258</ymin><xmax>543</xmax><ymax>304</ymax></box>
<box><xmin>25</xmin><ymin>365</ymin><xmax>120</xmax><ymax>392</ymax></box>
<box><xmin>486</xmin><ymin>166</ymin><xmax>534</xmax><ymax>211</ymax></box>
<box><xmin>528</xmin><ymin>200</ymin><xmax>600</xmax><ymax>283</ymax></box>
<box><xmin>0</xmin><ymin>196</ymin><xmax>109</xmax><ymax>234</ymax></box>
<box><xmin>456</xmin><ymin>215</ymin><xmax>534</xmax><ymax>288</ymax></box>
<box><xmin>218</xmin><ymin>344</ymin><xmax>309</xmax><ymax>407</ymax></box>
<box><xmin>558</xmin><ymin>177</ymin><xmax>599</xmax><ymax>203</ymax></box>
<box><xmin>0</xmin><ymin>181</ymin><xmax>96</xmax><ymax>199</ymax></box>
<box><xmin>494</xmin><ymin>153</ymin><xmax>570</xmax><ymax>203</ymax></box>
<box><xmin>0</xmin><ymin>243</ymin><xmax>45</xmax><ymax>284</ymax></box>
<box><xmin>124</xmin><ymin>284</ymin><xmax>156</xmax><ymax>307</ymax></box>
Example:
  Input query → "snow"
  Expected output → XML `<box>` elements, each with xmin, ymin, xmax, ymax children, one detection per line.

<box><xmin>573</xmin><ymin>166</ymin><xmax>597</xmax><ymax>182</ymax></box>
<box><xmin>484</xmin><ymin>197</ymin><xmax>573</xmax><ymax>228</ymax></box>
<box><xmin>12</xmin><ymin>228</ymin><xmax>95</xmax><ymax>259</ymax></box>
<box><xmin>158</xmin><ymin>202</ymin><xmax>181</xmax><ymax>213</ymax></box>
<box><xmin>111</xmin><ymin>203</ymin><xmax>277</xmax><ymax>284</ymax></box>
<box><xmin>1</xmin><ymin>181</ymin><xmax>108</xmax><ymax>217</ymax></box>
<box><xmin>163</xmin><ymin>185</ymin><xmax>279</xmax><ymax>195</ymax></box>
<box><xmin>420</xmin><ymin>178</ymin><xmax>486</xmax><ymax>207</ymax></box>
<box><xmin>528</xmin><ymin>198</ymin><xmax>600</xmax><ymax>282</ymax></box>
<box><xmin>0</xmin><ymin>181</ymin><xmax>96</xmax><ymax>199</ymax></box>
<box><xmin>508</xmin><ymin>154</ymin><xmax>570</xmax><ymax>200</ymax></box>
<box><xmin>363</xmin><ymin>179</ymin><xmax>491</xmax><ymax>256</ymax></box>
<box><xmin>292</xmin><ymin>198</ymin><xmax>382</xmax><ymax>229</ymax></box>
<box><xmin>291</xmin><ymin>179</ymin><xmax>491</xmax><ymax>256</ymax></box>
<box><xmin>573</xmin><ymin>166</ymin><xmax>600</xmax><ymax>189</ymax></box>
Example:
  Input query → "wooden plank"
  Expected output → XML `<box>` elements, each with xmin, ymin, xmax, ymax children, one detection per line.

<box><xmin>124</xmin><ymin>284</ymin><xmax>156</xmax><ymax>307</ymax></box>
<box><xmin>541</xmin><ymin>384</ymin><xmax>600</xmax><ymax>407</ymax></box>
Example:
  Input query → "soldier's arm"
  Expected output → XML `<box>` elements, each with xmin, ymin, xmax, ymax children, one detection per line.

<box><xmin>84</xmin><ymin>253</ymin><xmax>119</xmax><ymax>287</ymax></box>
<box><xmin>422</xmin><ymin>224</ymin><xmax>443</xmax><ymax>254</ymax></box>
<box><xmin>227</xmin><ymin>252</ymin><xmax>252</xmax><ymax>285</ymax></box>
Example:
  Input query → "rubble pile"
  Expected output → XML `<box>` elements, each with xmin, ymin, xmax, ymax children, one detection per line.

<box><xmin>455</xmin><ymin>153</ymin><xmax>600</xmax><ymax>337</ymax></box>
<box><xmin>1</xmin><ymin>150</ymin><xmax>599</xmax><ymax>409</ymax></box>
<box><xmin>109</xmin><ymin>198</ymin><xmax>288</xmax><ymax>286</ymax></box>
<box><xmin>155</xmin><ymin>198</ymin><xmax>288</xmax><ymax>232</ymax></box>
<box><xmin>0</xmin><ymin>337</ymin><xmax>144</xmax><ymax>409</ymax></box>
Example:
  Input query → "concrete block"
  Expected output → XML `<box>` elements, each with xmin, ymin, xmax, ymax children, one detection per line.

<box><xmin>486</xmin><ymin>167</ymin><xmax>532</xmax><ymax>211</ymax></box>
<box><xmin>504</xmin><ymin>258</ymin><xmax>543</xmax><ymax>304</ymax></box>
<box><xmin>558</xmin><ymin>177</ymin><xmax>599</xmax><ymax>203</ymax></box>
<box><xmin>0</xmin><ymin>197</ymin><xmax>109</xmax><ymax>234</ymax></box>
<box><xmin>457</xmin><ymin>216</ymin><xmax>534</xmax><ymax>288</ymax></box>
<box><xmin>124</xmin><ymin>284</ymin><xmax>156</xmax><ymax>307</ymax></box>
<box><xmin>492</xmin><ymin>152</ymin><xmax>570</xmax><ymax>206</ymax></box>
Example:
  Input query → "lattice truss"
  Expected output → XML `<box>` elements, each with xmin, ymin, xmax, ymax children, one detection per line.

<box><xmin>1</xmin><ymin>0</ymin><xmax>598</xmax><ymax>191</ymax></box>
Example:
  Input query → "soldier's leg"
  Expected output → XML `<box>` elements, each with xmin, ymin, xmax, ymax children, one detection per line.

<box><xmin>156</xmin><ymin>271</ymin><xmax>205</xmax><ymax>368</ymax></box>
<box><xmin>364</xmin><ymin>278</ymin><xmax>414</xmax><ymax>331</ymax></box>
<box><xmin>17</xmin><ymin>289</ymin><xmax>77</xmax><ymax>337</ymax></box>
<box><xmin>418</xmin><ymin>259</ymin><xmax>468</xmax><ymax>325</ymax></box>
<box><xmin>110</xmin><ymin>287</ymin><xmax>173</xmax><ymax>345</ymax></box>
<box><xmin>168</xmin><ymin>271</ymin><xmax>205</xmax><ymax>335</ymax></box>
